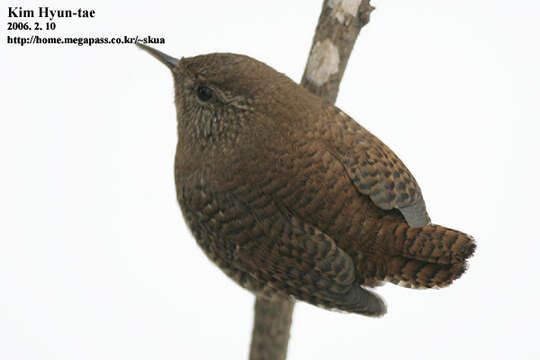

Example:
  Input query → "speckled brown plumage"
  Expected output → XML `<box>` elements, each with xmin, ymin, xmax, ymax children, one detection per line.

<box><xmin>138</xmin><ymin>44</ymin><xmax>476</xmax><ymax>316</ymax></box>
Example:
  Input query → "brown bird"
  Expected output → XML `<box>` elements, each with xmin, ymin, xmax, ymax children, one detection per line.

<box><xmin>137</xmin><ymin>43</ymin><xmax>475</xmax><ymax>316</ymax></box>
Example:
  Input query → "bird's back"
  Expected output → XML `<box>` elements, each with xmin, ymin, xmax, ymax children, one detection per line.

<box><xmin>248</xmin><ymin>79</ymin><xmax>475</xmax><ymax>289</ymax></box>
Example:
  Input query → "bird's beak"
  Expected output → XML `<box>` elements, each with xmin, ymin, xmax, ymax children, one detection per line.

<box><xmin>136</xmin><ymin>42</ymin><xmax>179</xmax><ymax>71</ymax></box>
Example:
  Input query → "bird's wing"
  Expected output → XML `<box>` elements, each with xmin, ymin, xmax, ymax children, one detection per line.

<box><xmin>310</xmin><ymin>108</ymin><xmax>430</xmax><ymax>227</ymax></box>
<box><xmin>232</xmin><ymin>202</ymin><xmax>386</xmax><ymax>316</ymax></box>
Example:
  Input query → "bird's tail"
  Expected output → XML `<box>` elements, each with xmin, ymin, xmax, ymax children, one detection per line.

<box><xmin>362</xmin><ymin>223</ymin><xmax>476</xmax><ymax>288</ymax></box>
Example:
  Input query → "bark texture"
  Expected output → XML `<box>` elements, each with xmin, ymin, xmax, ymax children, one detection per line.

<box><xmin>249</xmin><ymin>297</ymin><xmax>295</xmax><ymax>360</ymax></box>
<box><xmin>301</xmin><ymin>0</ymin><xmax>374</xmax><ymax>102</ymax></box>
<box><xmin>249</xmin><ymin>1</ymin><xmax>374</xmax><ymax>359</ymax></box>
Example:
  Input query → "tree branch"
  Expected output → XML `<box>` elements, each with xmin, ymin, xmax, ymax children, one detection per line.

<box><xmin>249</xmin><ymin>1</ymin><xmax>374</xmax><ymax>359</ymax></box>
<box><xmin>301</xmin><ymin>0</ymin><xmax>374</xmax><ymax>102</ymax></box>
<box><xmin>249</xmin><ymin>297</ymin><xmax>294</xmax><ymax>360</ymax></box>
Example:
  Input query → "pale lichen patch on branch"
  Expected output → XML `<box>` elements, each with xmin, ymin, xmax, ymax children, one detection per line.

<box><xmin>306</xmin><ymin>39</ymin><xmax>340</xmax><ymax>87</ymax></box>
<box><xmin>328</xmin><ymin>0</ymin><xmax>363</xmax><ymax>24</ymax></box>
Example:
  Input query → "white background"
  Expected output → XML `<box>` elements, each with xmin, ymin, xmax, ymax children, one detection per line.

<box><xmin>1</xmin><ymin>0</ymin><xmax>539</xmax><ymax>359</ymax></box>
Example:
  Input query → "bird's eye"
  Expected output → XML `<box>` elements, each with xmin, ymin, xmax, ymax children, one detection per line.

<box><xmin>196</xmin><ymin>85</ymin><xmax>214</xmax><ymax>102</ymax></box>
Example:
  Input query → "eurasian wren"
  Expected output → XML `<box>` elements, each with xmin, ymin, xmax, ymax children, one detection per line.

<box><xmin>137</xmin><ymin>43</ymin><xmax>475</xmax><ymax>316</ymax></box>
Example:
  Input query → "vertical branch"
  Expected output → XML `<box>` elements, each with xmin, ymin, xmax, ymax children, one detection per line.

<box><xmin>249</xmin><ymin>1</ymin><xmax>374</xmax><ymax>359</ymax></box>
<box><xmin>249</xmin><ymin>297</ymin><xmax>294</xmax><ymax>360</ymax></box>
<box><xmin>302</xmin><ymin>0</ymin><xmax>374</xmax><ymax>102</ymax></box>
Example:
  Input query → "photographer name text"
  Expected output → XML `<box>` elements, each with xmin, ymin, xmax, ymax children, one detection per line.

<box><xmin>9</xmin><ymin>6</ymin><xmax>95</xmax><ymax>21</ymax></box>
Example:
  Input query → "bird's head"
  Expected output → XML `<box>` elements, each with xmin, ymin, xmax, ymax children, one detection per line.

<box><xmin>137</xmin><ymin>43</ymin><xmax>287</xmax><ymax>149</ymax></box>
